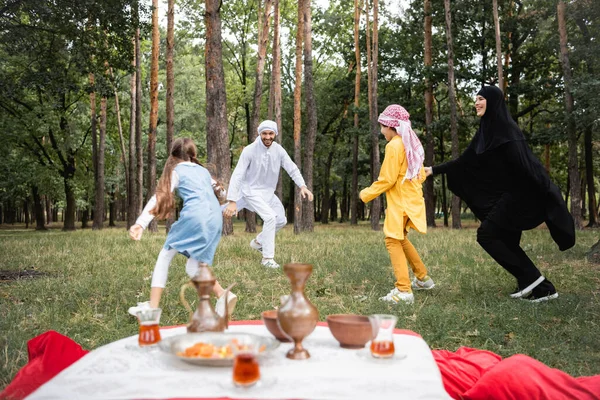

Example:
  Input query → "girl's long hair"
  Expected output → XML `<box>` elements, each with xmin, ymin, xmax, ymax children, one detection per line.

<box><xmin>150</xmin><ymin>137</ymin><xmax>226</xmax><ymax>219</ymax></box>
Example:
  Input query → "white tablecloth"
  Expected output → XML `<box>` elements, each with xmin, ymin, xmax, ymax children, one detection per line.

<box><xmin>27</xmin><ymin>324</ymin><xmax>451</xmax><ymax>400</ymax></box>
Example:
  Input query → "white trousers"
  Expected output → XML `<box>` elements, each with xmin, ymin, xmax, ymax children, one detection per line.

<box><xmin>151</xmin><ymin>248</ymin><xmax>200</xmax><ymax>288</ymax></box>
<box><xmin>244</xmin><ymin>194</ymin><xmax>287</xmax><ymax>259</ymax></box>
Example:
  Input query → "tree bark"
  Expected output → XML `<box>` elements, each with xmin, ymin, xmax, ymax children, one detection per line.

<box><xmin>492</xmin><ymin>0</ymin><xmax>504</xmax><ymax>89</ymax></box>
<box><xmin>365</xmin><ymin>0</ymin><xmax>381</xmax><ymax>231</ymax></box>
<box><xmin>205</xmin><ymin>0</ymin><xmax>233</xmax><ymax>236</ymax></box>
<box><xmin>350</xmin><ymin>0</ymin><xmax>362</xmax><ymax>226</ymax></box>
<box><xmin>32</xmin><ymin>186</ymin><xmax>46</xmax><ymax>230</ymax></box>
<box><xmin>443</xmin><ymin>0</ymin><xmax>461</xmax><ymax>229</ymax></box>
<box><xmin>292</xmin><ymin>0</ymin><xmax>304</xmax><ymax>234</ymax></box>
<box><xmin>166</xmin><ymin>0</ymin><xmax>175</xmax><ymax>232</ymax></box>
<box><xmin>268</xmin><ymin>0</ymin><xmax>283</xmax><ymax>201</ymax></box>
<box><xmin>135</xmin><ymin>26</ymin><xmax>144</xmax><ymax>219</ymax></box>
<box><xmin>247</xmin><ymin>0</ymin><xmax>273</xmax><ymax>234</ymax></box>
<box><xmin>93</xmin><ymin>94</ymin><xmax>107</xmax><ymax>229</ymax></box>
<box><xmin>557</xmin><ymin>0</ymin><xmax>582</xmax><ymax>229</ymax></box>
<box><xmin>127</xmin><ymin>37</ymin><xmax>137</xmax><ymax>229</ymax></box>
<box><xmin>301</xmin><ymin>0</ymin><xmax>316</xmax><ymax>232</ymax></box>
<box><xmin>423</xmin><ymin>0</ymin><xmax>435</xmax><ymax>227</ymax></box>
<box><xmin>110</xmin><ymin>67</ymin><xmax>128</xmax><ymax>195</ymax></box>
<box><xmin>146</xmin><ymin>0</ymin><xmax>160</xmax><ymax>233</ymax></box>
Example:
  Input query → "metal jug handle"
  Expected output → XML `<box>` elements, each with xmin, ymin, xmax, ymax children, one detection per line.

<box><xmin>180</xmin><ymin>282</ymin><xmax>194</xmax><ymax>319</ymax></box>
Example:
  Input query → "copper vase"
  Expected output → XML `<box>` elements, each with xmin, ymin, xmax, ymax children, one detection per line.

<box><xmin>180</xmin><ymin>263</ymin><xmax>234</xmax><ymax>333</ymax></box>
<box><xmin>277</xmin><ymin>263</ymin><xmax>319</xmax><ymax>360</ymax></box>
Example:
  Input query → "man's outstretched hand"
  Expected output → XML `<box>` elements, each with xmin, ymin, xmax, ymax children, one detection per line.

<box><xmin>300</xmin><ymin>186</ymin><xmax>314</xmax><ymax>202</ymax></box>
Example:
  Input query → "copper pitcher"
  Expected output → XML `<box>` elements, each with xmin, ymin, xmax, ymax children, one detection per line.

<box><xmin>180</xmin><ymin>263</ymin><xmax>235</xmax><ymax>333</ymax></box>
<box><xmin>277</xmin><ymin>263</ymin><xmax>319</xmax><ymax>360</ymax></box>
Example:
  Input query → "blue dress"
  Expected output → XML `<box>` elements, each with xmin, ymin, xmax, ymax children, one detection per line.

<box><xmin>164</xmin><ymin>163</ymin><xmax>223</xmax><ymax>265</ymax></box>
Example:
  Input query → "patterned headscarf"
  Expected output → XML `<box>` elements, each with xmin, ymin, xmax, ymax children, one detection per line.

<box><xmin>377</xmin><ymin>105</ymin><xmax>425</xmax><ymax>182</ymax></box>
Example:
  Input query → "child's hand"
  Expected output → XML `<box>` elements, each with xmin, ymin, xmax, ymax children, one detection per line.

<box><xmin>424</xmin><ymin>167</ymin><xmax>433</xmax><ymax>177</ymax></box>
<box><xmin>129</xmin><ymin>224</ymin><xmax>144</xmax><ymax>241</ymax></box>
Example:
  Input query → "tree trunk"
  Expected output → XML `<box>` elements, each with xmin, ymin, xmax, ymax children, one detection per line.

<box><xmin>145</xmin><ymin>0</ymin><xmax>160</xmax><ymax>233</ymax></box>
<box><xmin>109</xmin><ymin>185</ymin><xmax>117</xmax><ymax>227</ymax></box>
<box><xmin>269</xmin><ymin>0</ymin><xmax>283</xmax><ymax>201</ymax></box>
<box><xmin>135</xmin><ymin>26</ymin><xmax>144</xmax><ymax>219</ymax></box>
<box><xmin>443</xmin><ymin>0</ymin><xmax>461</xmax><ymax>229</ymax></box>
<box><xmin>32</xmin><ymin>186</ymin><xmax>46</xmax><ymax>230</ymax></box>
<box><xmin>205</xmin><ymin>0</ymin><xmax>233</xmax><ymax>236</ymax></box>
<box><xmin>293</xmin><ymin>0</ymin><xmax>304</xmax><ymax>234</ymax></box>
<box><xmin>424</xmin><ymin>0</ymin><xmax>435</xmax><ymax>227</ymax></box>
<box><xmin>350</xmin><ymin>0</ymin><xmax>362</xmax><ymax>226</ymax></box>
<box><xmin>365</xmin><ymin>0</ymin><xmax>381</xmax><ymax>231</ymax></box>
<box><xmin>557</xmin><ymin>0</ymin><xmax>582</xmax><ymax>229</ymax></box>
<box><xmin>93</xmin><ymin>95</ymin><xmax>107</xmax><ymax>230</ymax></box>
<box><xmin>127</xmin><ymin>36</ymin><xmax>137</xmax><ymax>229</ymax></box>
<box><xmin>110</xmin><ymin>67</ymin><xmax>128</xmax><ymax>195</ymax></box>
<box><xmin>301</xmin><ymin>0</ymin><xmax>316</xmax><ymax>232</ymax></box>
<box><xmin>166</xmin><ymin>0</ymin><xmax>175</xmax><ymax>233</ymax></box>
<box><xmin>492</xmin><ymin>0</ymin><xmax>504</xmax><ymax>89</ymax></box>
<box><xmin>63</xmin><ymin>176</ymin><xmax>76</xmax><ymax>231</ymax></box>
<box><xmin>247</xmin><ymin>0</ymin><xmax>273</xmax><ymax>234</ymax></box>
<box><xmin>45</xmin><ymin>197</ymin><xmax>52</xmax><ymax>224</ymax></box>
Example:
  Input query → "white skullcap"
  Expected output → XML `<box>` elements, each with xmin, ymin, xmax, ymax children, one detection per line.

<box><xmin>257</xmin><ymin>120</ymin><xmax>279</xmax><ymax>136</ymax></box>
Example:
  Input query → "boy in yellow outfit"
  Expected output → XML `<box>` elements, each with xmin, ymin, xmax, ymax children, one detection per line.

<box><xmin>360</xmin><ymin>104</ymin><xmax>435</xmax><ymax>304</ymax></box>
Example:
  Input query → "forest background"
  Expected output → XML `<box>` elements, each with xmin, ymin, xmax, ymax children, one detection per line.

<box><xmin>0</xmin><ymin>0</ymin><xmax>598</xmax><ymax>234</ymax></box>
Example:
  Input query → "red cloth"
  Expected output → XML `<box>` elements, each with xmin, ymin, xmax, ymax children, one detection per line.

<box><xmin>1</xmin><ymin>330</ymin><xmax>89</xmax><ymax>400</ymax></box>
<box><xmin>432</xmin><ymin>347</ymin><xmax>600</xmax><ymax>400</ymax></box>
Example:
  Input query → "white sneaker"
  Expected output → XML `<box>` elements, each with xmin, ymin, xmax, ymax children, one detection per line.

<box><xmin>215</xmin><ymin>292</ymin><xmax>238</xmax><ymax>317</ymax></box>
<box><xmin>411</xmin><ymin>276</ymin><xmax>435</xmax><ymax>290</ymax></box>
<box><xmin>250</xmin><ymin>239</ymin><xmax>263</xmax><ymax>252</ymax></box>
<box><xmin>379</xmin><ymin>288</ymin><xmax>414</xmax><ymax>304</ymax></box>
<box><xmin>128</xmin><ymin>301</ymin><xmax>151</xmax><ymax>317</ymax></box>
<box><xmin>261</xmin><ymin>259</ymin><xmax>280</xmax><ymax>269</ymax></box>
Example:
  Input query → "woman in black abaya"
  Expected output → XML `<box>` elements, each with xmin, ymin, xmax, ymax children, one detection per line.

<box><xmin>425</xmin><ymin>86</ymin><xmax>575</xmax><ymax>302</ymax></box>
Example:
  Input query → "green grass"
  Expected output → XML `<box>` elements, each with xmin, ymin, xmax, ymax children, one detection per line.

<box><xmin>1</xmin><ymin>221</ymin><xmax>599</xmax><ymax>389</ymax></box>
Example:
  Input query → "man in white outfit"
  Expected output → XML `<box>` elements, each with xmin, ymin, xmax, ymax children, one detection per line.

<box><xmin>224</xmin><ymin>120</ymin><xmax>313</xmax><ymax>268</ymax></box>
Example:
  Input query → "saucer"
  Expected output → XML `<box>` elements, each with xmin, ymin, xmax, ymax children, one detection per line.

<box><xmin>217</xmin><ymin>376</ymin><xmax>277</xmax><ymax>391</ymax></box>
<box><xmin>356</xmin><ymin>348</ymin><xmax>407</xmax><ymax>362</ymax></box>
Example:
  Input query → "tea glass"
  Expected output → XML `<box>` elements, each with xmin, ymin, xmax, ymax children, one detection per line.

<box><xmin>136</xmin><ymin>308</ymin><xmax>162</xmax><ymax>347</ymax></box>
<box><xmin>368</xmin><ymin>314</ymin><xmax>397</xmax><ymax>359</ymax></box>
<box><xmin>231</xmin><ymin>339</ymin><xmax>261</xmax><ymax>388</ymax></box>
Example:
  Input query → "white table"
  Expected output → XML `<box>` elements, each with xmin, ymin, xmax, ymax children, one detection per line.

<box><xmin>27</xmin><ymin>323</ymin><xmax>451</xmax><ymax>400</ymax></box>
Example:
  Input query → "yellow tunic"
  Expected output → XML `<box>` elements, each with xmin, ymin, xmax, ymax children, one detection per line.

<box><xmin>360</xmin><ymin>135</ymin><xmax>427</xmax><ymax>240</ymax></box>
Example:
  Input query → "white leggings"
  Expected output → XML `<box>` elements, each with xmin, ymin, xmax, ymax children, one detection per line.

<box><xmin>151</xmin><ymin>248</ymin><xmax>201</xmax><ymax>288</ymax></box>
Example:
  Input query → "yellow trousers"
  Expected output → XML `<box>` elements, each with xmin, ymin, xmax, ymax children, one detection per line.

<box><xmin>384</xmin><ymin>216</ymin><xmax>428</xmax><ymax>292</ymax></box>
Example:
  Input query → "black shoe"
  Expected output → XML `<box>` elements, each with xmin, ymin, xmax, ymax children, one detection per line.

<box><xmin>521</xmin><ymin>288</ymin><xmax>559</xmax><ymax>303</ymax></box>
<box><xmin>509</xmin><ymin>275</ymin><xmax>545</xmax><ymax>299</ymax></box>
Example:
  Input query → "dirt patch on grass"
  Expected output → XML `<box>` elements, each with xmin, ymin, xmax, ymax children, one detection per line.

<box><xmin>0</xmin><ymin>269</ymin><xmax>49</xmax><ymax>282</ymax></box>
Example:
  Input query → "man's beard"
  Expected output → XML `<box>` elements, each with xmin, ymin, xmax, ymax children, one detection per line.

<box><xmin>262</xmin><ymin>138</ymin><xmax>273</xmax><ymax>147</ymax></box>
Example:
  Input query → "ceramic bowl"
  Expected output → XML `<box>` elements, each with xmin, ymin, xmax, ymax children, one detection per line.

<box><xmin>261</xmin><ymin>310</ymin><xmax>292</xmax><ymax>342</ymax></box>
<box><xmin>327</xmin><ymin>314</ymin><xmax>373</xmax><ymax>349</ymax></box>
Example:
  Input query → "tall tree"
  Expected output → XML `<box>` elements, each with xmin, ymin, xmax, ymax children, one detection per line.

<box><xmin>268</xmin><ymin>0</ymin><xmax>283</xmax><ymax>200</ymax></box>
<box><xmin>127</xmin><ymin>36</ymin><xmax>138</xmax><ymax>229</ymax></box>
<box><xmin>247</xmin><ymin>0</ymin><xmax>273</xmax><ymax>234</ymax></box>
<box><xmin>557</xmin><ymin>0</ymin><xmax>582</xmax><ymax>229</ymax></box>
<box><xmin>350</xmin><ymin>0</ymin><xmax>362</xmax><ymax>226</ymax></box>
<box><xmin>492</xmin><ymin>0</ymin><xmax>504</xmax><ymax>89</ymax></box>
<box><xmin>206</xmin><ymin>0</ymin><xmax>233</xmax><ymax>235</ymax></box>
<box><xmin>365</xmin><ymin>0</ymin><xmax>381</xmax><ymax>231</ymax></box>
<box><xmin>166</xmin><ymin>0</ymin><xmax>175</xmax><ymax>232</ymax></box>
<box><xmin>146</xmin><ymin>0</ymin><xmax>160</xmax><ymax>233</ymax></box>
<box><xmin>301</xmin><ymin>0</ymin><xmax>316</xmax><ymax>232</ymax></box>
<box><xmin>135</xmin><ymin>25</ymin><xmax>144</xmax><ymax>220</ymax></box>
<box><xmin>443</xmin><ymin>0</ymin><xmax>461</xmax><ymax>229</ymax></box>
<box><xmin>93</xmin><ymin>85</ymin><xmax>107</xmax><ymax>229</ymax></box>
<box><xmin>293</xmin><ymin>0</ymin><xmax>305</xmax><ymax>234</ymax></box>
<box><xmin>423</xmin><ymin>0</ymin><xmax>435</xmax><ymax>227</ymax></box>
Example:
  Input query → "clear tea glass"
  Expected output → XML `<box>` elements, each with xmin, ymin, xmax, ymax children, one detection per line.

<box><xmin>136</xmin><ymin>308</ymin><xmax>162</xmax><ymax>347</ymax></box>
<box><xmin>232</xmin><ymin>340</ymin><xmax>261</xmax><ymax>387</ymax></box>
<box><xmin>368</xmin><ymin>314</ymin><xmax>397</xmax><ymax>358</ymax></box>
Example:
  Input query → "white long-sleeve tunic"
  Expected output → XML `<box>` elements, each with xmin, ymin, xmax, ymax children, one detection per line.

<box><xmin>227</xmin><ymin>137</ymin><xmax>305</xmax><ymax>207</ymax></box>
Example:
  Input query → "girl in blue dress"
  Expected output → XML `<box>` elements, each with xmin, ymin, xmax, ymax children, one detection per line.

<box><xmin>128</xmin><ymin>138</ymin><xmax>237</xmax><ymax>317</ymax></box>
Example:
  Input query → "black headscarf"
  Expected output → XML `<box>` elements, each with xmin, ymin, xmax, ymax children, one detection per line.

<box><xmin>473</xmin><ymin>86</ymin><xmax>525</xmax><ymax>154</ymax></box>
